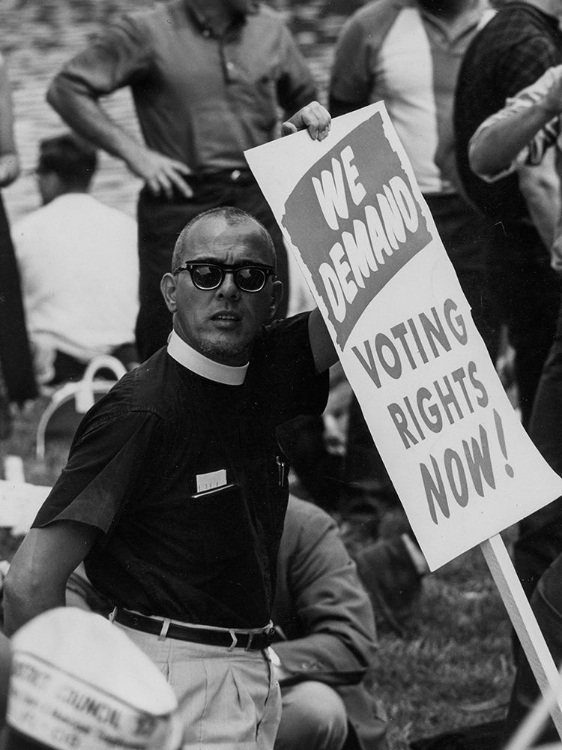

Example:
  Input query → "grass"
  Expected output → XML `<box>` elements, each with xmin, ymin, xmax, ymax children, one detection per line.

<box><xmin>0</xmin><ymin>397</ymin><xmax>516</xmax><ymax>750</ymax></box>
<box><xmin>374</xmin><ymin>548</ymin><xmax>514</xmax><ymax>749</ymax></box>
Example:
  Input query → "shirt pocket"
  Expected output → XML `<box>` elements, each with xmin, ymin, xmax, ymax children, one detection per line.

<box><xmin>231</xmin><ymin>75</ymin><xmax>278</xmax><ymax>136</ymax></box>
<box><xmin>189</xmin><ymin>483</ymin><xmax>254</xmax><ymax>565</ymax></box>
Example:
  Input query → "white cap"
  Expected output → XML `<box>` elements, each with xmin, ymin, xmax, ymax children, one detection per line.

<box><xmin>7</xmin><ymin>607</ymin><xmax>182</xmax><ymax>750</ymax></box>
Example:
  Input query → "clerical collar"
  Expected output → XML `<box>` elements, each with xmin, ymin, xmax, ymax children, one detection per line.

<box><xmin>167</xmin><ymin>330</ymin><xmax>248</xmax><ymax>385</ymax></box>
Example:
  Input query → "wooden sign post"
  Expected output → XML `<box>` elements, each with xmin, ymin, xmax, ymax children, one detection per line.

<box><xmin>482</xmin><ymin>534</ymin><xmax>562</xmax><ymax>737</ymax></box>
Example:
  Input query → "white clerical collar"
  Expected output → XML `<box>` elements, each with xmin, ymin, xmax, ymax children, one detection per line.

<box><xmin>167</xmin><ymin>330</ymin><xmax>248</xmax><ymax>385</ymax></box>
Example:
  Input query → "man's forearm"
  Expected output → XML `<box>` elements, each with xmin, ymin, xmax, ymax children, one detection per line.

<box><xmin>46</xmin><ymin>76</ymin><xmax>144</xmax><ymax>170</ymax></box>
<box><xmin>3</xmin><ymin>523</ymin><xmax>98</xmax><ymax>636</ymax></box>
<box><xmin>3</xmin><ymin>575</ymin><xmax>66</xmax><ymax>636</ymax></box>
<box><xmin>272</xmin><ymin>633</ymin><xmax>368</xmax><ymax>685</ymax></box>
<box><xmin>469</xmin><ymin>103</ymin><xmax>554</xmax><ymax>178</ymax></box>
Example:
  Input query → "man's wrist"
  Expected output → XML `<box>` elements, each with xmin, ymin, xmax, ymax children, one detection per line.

<box><xmin>538</xmin><ymin>95</ymin><xmax>562</xmax><ymax>121</ymax></box>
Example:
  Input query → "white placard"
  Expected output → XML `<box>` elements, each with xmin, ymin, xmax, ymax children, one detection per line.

<box><xmin>246</xmin><ymin>103</ymin><xmax>562</xmax><ymax>570</ymax></box>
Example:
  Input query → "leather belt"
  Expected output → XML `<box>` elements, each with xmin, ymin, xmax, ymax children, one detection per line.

<box><xmin>111</xmin><ymin>608</ymin><xmax>274</xmax><ymax>651</ymax></box>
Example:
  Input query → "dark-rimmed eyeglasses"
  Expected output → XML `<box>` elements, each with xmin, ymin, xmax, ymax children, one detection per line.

<box><xmin>172</xmin><ymin>262</ymin><xmax>275</xmax><ymax>292</ymax></box>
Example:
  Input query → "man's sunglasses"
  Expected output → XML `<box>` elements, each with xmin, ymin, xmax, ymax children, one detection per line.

<box><xmin>172</xmin><ymin>262</ymin><xmax>275</xmax><ymax>292</ymax></box>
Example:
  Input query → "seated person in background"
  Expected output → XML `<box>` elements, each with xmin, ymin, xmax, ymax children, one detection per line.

<box><xmin>57</xmin><ymin>496</ymin><xmax>388</xmax><ymax>750</ymax></box>
<box><xmin>12</xmin><ymin>133</ymin><xmax>139</xmax><ymax>386</ymax></box>
<box><xmin>271</xmin><ymin>496</ymin><xmax>387</xmax><ymax>750</ymax></box>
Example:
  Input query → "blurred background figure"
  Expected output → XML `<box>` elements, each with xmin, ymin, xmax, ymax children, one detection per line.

<box><xmin>454</xmin><ymin>0</ymin><xmax>562</xmax><ymax>436</ymax></box>
<box><xmin>46</xmin><ymin>0</ymin><xmax>320</xmax><ymax>360</ymax></box>
<box><xmin>11</xmin><ymin>133</ymin><xmax>139</xmax><ymax>388</ymax></box>
<box><xmin>465</xmin><ymin>52</ymin><xmax>562</xmax><ymax>601</ymax></box>
<box><xmin>465</xmin><ymin>60</ymin><xmax>562</xmax><ymax>746</ymax></box>
<box><xmin>455</xmin><ymin>0</ymin><xmax>562</xmax><ymax>607</ymax></box>
<box><xmin>271</xmin><ymin>497</ymin><xmax>387</xmax><ymax>750</ymax></box>
<box><xmin>0</xmin><ymin>52</ymin><xmax>37</xmax><ymax>438</ymax></box>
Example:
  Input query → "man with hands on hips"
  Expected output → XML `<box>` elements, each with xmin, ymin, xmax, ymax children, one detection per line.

<box><xmin>46</xmin><ymin>0</ymin><xmax>324</xmax><ymax>359</ymax></box>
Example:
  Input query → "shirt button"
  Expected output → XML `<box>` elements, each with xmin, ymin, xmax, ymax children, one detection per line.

<box><xmin>231</xmin><ymin>169</ymin><xmax>241</xmax><ymax>182</ymax></box>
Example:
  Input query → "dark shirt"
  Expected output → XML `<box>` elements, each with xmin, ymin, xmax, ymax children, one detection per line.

<box><xmin>454</xmin><ymin>2</ymin><xmax>562</xmax><ymax>224</ymax></box>
<box><xmin>33</xmin><ymin>314</ymin><xmax>329</xmax><ymax>629</ymax></box>
<box><xmin>49</xmin><ymin>0</ymin><xmax>316</xmax><ymax>174</ymax></box>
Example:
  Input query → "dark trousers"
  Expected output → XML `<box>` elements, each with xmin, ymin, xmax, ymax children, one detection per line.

<box><xmin>485</xmin><ymin>222</ymin><xmax>562</xmax><ymax>602</ymax></box>
<box><xmin>135</xmin><ymin>172</ymin><xmax>289</xmax><ymax>361</ymax></box>
<box><xmin>503</xmin><ymin>551</ymin><xmax>562</xmax><ymax>745</ymax></box>
<box><xmin>514</xmin><ymin>297</ymin><xmax>562</xmax><ymax>597</ymax></box>
<box><xmin>0</xmin><ymin>193</ymin><xmax>36</xmax><ymax>404</ymax></box>
<box><xmin>487</xmin><ymin>221</ymin><xmax>560</xmax><ymax>429</ymax></box>
<box><xmin>425</xmin><ymin>193</ymin><xmax>500</xmax><ymax>360</ymax></box>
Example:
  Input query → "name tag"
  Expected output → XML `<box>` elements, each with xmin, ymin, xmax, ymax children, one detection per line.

<box><xmin>196</xmin><ymin>470</ymin><xmax>227</xmax><ymax>493</ymax></box>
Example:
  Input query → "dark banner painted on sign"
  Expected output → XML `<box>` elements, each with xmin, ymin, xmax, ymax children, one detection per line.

<box><xmin>281</xmin><ymin>111</ymin><xmax>432</xmax><ymax>348</ymax></box>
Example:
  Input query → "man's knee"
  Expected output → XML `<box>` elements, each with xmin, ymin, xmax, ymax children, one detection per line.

<box><xmin>276</xmin><ymin>681</ymin><xmax>348</xmax><ymax>750</ymax></box>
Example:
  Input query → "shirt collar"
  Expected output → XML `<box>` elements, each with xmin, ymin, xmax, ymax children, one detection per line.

<box><xmin>417</xmin><ymin>0</ymin><xmax>493</xmax><ymax>37</ymax></box>
<box><xmin>184</xmin><ymin>0</ymin><xmax>211</xmax><ymax>33</ymax></box>
<box><xmin>167</xmin><ymin>330</ymin><xmax>248</xmax><ymax>385</ymax></box>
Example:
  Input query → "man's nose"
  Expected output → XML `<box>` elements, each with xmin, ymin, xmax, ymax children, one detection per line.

<box><xmin>217</xmin><ymin>270</ymin><xmax>240</xmax><ymax>297</ymax></box>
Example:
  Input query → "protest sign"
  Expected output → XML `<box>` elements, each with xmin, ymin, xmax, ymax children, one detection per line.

<box><xmin>245</xmin><ymin>102</ymin><xmax>562</xmax><ymax>571</ymax></box>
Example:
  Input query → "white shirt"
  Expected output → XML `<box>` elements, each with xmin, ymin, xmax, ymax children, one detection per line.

<box><xmin>12</xmin><ymin>193</ymin><xmax>139</xmax><ymax>377</ymax></box>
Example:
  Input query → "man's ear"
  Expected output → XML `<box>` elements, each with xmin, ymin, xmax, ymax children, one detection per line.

<box><xmin>160</xmin><ymin>273</ymin><xmax>177</xmax><ymax>313</ymax></box>
<box><xmin>269</xmin><ymin>279</ymin><xmax>284</xmax><ymax>320</ymax></box>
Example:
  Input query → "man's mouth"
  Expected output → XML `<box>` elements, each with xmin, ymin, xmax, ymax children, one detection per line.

<box><xmin>211</xmin><ymin>312</ymin><xmax>241</xmax><ymax>325</ymax></box>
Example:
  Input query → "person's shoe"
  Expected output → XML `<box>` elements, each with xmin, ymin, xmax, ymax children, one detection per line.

<box><xmin>354</xmin><ymin>535</ymin><xmax>423</xmax><ymax>636</ymax></box>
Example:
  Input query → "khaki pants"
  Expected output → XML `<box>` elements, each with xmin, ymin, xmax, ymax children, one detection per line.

<box><xmin>114</xmin><ymin>622</ymin><xmax>281</xmax><ymax>750</ymax></box>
